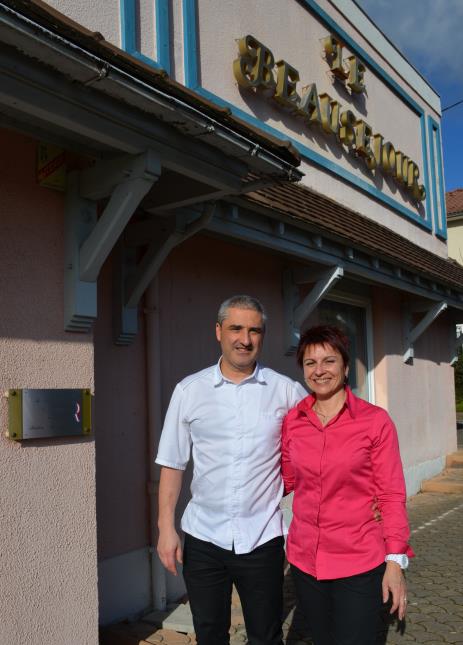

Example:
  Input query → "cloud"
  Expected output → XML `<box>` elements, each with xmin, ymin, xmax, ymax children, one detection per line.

<box><xmin>356</xmin><ymin>0</ymin><xmax>463</xmax><ymax>88</ymax></box>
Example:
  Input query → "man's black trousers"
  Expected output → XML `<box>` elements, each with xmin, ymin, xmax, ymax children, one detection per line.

<box><xmin>182</xmin><ymin>533</ymin><xmax>284</xmax><ymax>645</ymax></box>
<box><xmin>291</xmin><ymin>562</ymin><xmax>387</xmax><ymax>645</ymax></box>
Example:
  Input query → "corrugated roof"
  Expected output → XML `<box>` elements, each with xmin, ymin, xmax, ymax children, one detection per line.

<box><xmin>245</xmin><ymin>181</ymin><xmax>463</xmax><ymax>290</ymax></box>
<box><xmin>447</xmin><ymin>189</ymin><xmax>463</xmax><ymax>218</ymax></box>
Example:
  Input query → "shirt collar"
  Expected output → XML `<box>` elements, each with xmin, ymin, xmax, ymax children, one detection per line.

<box><xmin>297</xmin><ymin>386</ymin><xmax>357</xmax><ymax>419</ymax></box>
<box><xmin>213</xmin><ymin>357</ymin><xmax>266</xmax><ymax>386</ymax></box>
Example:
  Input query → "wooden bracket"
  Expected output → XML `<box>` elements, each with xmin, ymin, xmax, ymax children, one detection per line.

<box><xmin>112</xmin><ymin>203</ymin><xmax>216</xmax><ymax>345</ymax></box>
<box><xmin>283</xmin><ymin>265</ymin><xmax>344</xmax><ymax>354</ymax></box>
<box><xmin>403</xmin><ymin>300</ymin><xmax>447</xmax><ymax>364</ymax></box>
<box><xmin>64</xmin><ymin>151</ymin><xmax>160</xmax><ymax>333</ymax></box>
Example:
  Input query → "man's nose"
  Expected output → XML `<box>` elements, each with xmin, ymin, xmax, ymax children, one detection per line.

<box><xmin>239</xmin><ymin>329</ymin><xmax>252</xmax><ymax>345</ymax></box>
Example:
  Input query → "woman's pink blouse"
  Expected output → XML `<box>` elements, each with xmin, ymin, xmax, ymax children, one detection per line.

<box><xmin>281</xmin><ymin>387</ymin><xmax>414</xmax><ymax>580</ymax></box>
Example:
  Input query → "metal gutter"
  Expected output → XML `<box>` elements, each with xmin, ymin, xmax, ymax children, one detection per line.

<box><xmin>0</xmin><ymin>1</ymin><xmax>303</xmax><ymax>182</ymax></box>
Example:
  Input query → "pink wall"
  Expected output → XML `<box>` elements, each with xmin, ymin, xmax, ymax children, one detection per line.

<box><xmin>372</xmin><ymin>288</ymin><xmax>457</xmax><ymax>468</ymax></box>
<box><xmin>0</xmin><ymin>129</ymin><xmax>98</xmax><ymax>645</ymax></box>
<box><xmin>94</xmin><ymin>258</ymin><xmax>150</xmax><ymax>560</ymax></box>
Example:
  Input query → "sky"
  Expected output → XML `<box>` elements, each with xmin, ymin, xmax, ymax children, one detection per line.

<box><xmin>355</xmin><ymin>0</ymin><xmax>463</xmax><ymax>192</ymax></box>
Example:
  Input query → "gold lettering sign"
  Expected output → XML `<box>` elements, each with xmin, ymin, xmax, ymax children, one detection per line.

<box><xmin>274</xmin><ymin>60</ymin><xmax>300</xmax><ymax>110</ymax></box>
<box><xmin>322</xmin><ymin>35</ymin><xmax>348</xmax><ymax>81</ymax></box>
<box><xmin>322</xmin><ymin>36</ymin><xmax>365</xmax><ymax>94</ymax></box>
<box><xmin>232</xmin><ymin>34</ymin><xmax>426</xmax><ymax>203</ymax></box>
<box><xmin>233</xmin><ymin>35</ymin><xmax>276</xmax><ymax>92</ymax></box>
<box><xmin>298</xmin><ymin>84</ymin><xmax>322</xmax><ymax>125</ymax></box>
<box><xmin>319</xmin><ymin>93</ymin><xmax>340</xmax><ymax>135</ymax></box>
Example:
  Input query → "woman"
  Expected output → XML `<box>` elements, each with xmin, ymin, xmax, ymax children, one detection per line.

<box><xmin>282</xmin><ymin>325</ymin><xmax>413</xmax><ymax>645</ymax></box>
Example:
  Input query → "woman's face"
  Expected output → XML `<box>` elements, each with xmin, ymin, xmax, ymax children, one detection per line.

<box><xmin>303</xmin><ymin>343</ymin><xmax>348</xmax><ymax>399</ymax></box>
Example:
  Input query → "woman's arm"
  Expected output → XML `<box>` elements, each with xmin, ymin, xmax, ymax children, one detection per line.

<box><xmin>371</xmin><ymin>411</ymin><xmax>414</xmax><ymax>556</ymax></box>
<box><xmin>372</xmin><ymin>411</ymin><xmax>413</xmax><ymax>619</ymax></box>
<box><xmin>281</xmin><ymin>415</ymin><xmax>295</xmax><ymax>495</ymax></box>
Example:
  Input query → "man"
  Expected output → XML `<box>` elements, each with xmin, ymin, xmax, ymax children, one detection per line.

<box><xmin>156</xmin><ymin>294</ymin><xmax>306</xmax><ymax>645</ymax></box>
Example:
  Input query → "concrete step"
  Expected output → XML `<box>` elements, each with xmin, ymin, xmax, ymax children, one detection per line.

<box><xmin>421</xmin><ymin>467</ymin><xmax>463</xmax><ymax>494</ymax></box>
<box><xmin>99</xmin><ymin>621</ymin><xmax>193</xmax><ymax>645</ymax></box>
<box><xmin>144</xmin><ymin>602</ymin><xmax>194</xmax><ymax>634</ymax></box>
<box><xmin>446</xmin><ymin>450</ymin><xmax>463</xmax><ymax>468</ymax></box>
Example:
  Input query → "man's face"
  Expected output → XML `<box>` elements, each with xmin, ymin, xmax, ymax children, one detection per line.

<box><xmin>216</xmin><ymin>307</ymin><xmax>265</xmax><ymax>376</ymax></box>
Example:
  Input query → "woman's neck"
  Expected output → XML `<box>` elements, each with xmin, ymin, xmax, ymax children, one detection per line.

<box><xmin>313</xmin><ymin>387</ymin><xmax>347</xmax><ymax>415</ymax></box>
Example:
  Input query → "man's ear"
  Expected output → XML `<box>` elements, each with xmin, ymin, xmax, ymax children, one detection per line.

<box><xmin>215</xmin><ymin>322</ymin><xmax>222</xmax><ymax>342</ymax></box>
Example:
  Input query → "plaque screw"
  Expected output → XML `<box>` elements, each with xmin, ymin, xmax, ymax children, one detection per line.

<box><xmin>11</xmin><ymin>390</ymin><xmax>16</xmax><ymax>396</ymax></box>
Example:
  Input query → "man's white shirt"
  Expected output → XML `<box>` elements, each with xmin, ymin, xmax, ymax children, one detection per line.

<box><xmin>155</xmin><ymin>360</ymin><xmax>306</xmax><ymax>554</ymax></box>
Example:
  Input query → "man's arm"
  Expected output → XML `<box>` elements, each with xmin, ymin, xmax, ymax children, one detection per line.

<box><xmin>157</xmin><ymin>466</ymin><xmax>184</xmax><ymax>575</ymax></box>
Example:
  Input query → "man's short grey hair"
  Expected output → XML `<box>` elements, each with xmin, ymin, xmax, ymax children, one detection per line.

<box><xmin>217</xmin><ymin>295</ymin><xmax>267</xmax><ymax>327</ymax></box>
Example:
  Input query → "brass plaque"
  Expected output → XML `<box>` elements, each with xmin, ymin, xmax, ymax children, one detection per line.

<box><xmin>8</xmin><ymin>389</ymin><xmax>92</xmax><ymax>440</ymax></box>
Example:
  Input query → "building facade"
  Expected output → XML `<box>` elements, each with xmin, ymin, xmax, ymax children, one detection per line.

<box><xmin>1</xmin><ymin>1</ymin><xmax>462</xmax><ymax>642</ymax></box>
<box><xmin>447</xmin><ymin>189</ymin><xmax>463</xmax><ymax>264</ymax></box>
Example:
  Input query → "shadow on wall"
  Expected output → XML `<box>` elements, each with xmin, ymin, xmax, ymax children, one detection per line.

<box><xmin>371</xmin><ymin>286</ymin><xmax>456</xmax><ymax>368</ymax></box>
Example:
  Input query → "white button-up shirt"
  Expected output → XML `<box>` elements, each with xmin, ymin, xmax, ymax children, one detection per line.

<box><xmin>156</xmin><ymin>360</ymin><xmax>306</xmax><ymax>554</ymax></box>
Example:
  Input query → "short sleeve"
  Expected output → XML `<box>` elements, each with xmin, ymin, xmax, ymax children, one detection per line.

<box><xmin>288</xmin><ymin>380</ymin><xmax>307</xmax><ymax>409</ymax></box>
<box><xmin>155</xmin><ymin>384</ymin><xmax>192</xmax><ymax>470</ymax></box>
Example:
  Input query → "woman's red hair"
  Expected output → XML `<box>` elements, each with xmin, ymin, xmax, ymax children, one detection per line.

<box><xmin>296</xmin><ymin>325</ymin><xmax>350</xmax><ymax>368</ymax></box>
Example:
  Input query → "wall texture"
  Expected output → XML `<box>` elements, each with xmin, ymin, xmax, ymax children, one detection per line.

<box><xmin>0</xmin><ymin>129</ymin><xmax>98</xmax><ymax>645</ymax></box>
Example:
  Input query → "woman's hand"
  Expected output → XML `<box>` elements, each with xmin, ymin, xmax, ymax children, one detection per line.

<box><xmin>382</xmin><ymin>561</ymin><xmax>407</xmax><ymax>620</ymax></box>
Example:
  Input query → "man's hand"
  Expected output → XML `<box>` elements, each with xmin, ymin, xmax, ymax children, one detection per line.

<box><xmin>157</xmin><ymin>466</ymin><xmax>184</xmax><ymax>575</ymax></box>
<box><xmin>382</xmin><ymin>561</ymin><xmax>407</xmax><ymax>620</ymax></box>
<box><xmin>157</xmin><ymin>527</ymin><xmax>183</xmax><ymax>575</ymax></box>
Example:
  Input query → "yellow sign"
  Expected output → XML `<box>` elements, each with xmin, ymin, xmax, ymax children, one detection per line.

<box><xmin>37</xmin><ymin>143</ymin><xmax>66</xmax><ymax>191</ymax></box>
<box><xmin>233</xmin><ymin>34</ymin><xmax>425</xmax><ymax>202</ymax></box>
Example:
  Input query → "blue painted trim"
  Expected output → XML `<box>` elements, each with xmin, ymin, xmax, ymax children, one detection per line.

<box><xmin>183</xmin><ymin>0</ymin><xmax>198</xmax><ymax>87</ymax></box>
<box><xmin>427</xmin><ymin>118</ymin><xmax>439</xmax><ymax>236</ymax></box>
<box><xmin>120</xmin><ymin>0</ymin><xmax>171</xmax><ymax>73</ymax></box>
<box><xmin>420</xmin><ymin>114</ymin><xmax>432</xmax><ymax>230</ymax></box>
<box><xmin>182</xmin><ymin>0</ymin><xmax>434</xmax><ymax>232</ymax></box>
<box><xmin>427</xmin><ymin>117</ymin><xmax>447</xmax><ymax>239</ymax></box>
<box><xmin>156</xmin><ymin>0</ymin><xmax>171</xmax><ymax>73</ymax></box>
<box><xmin>120</xmin><ymin>0</ymin><xmax>136</xmax><ymax>52</ymax></box>
<box><xmin>434</xmin><ymin>121</ymin><xmax>447</xmax><ymax>240</ymax></box>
